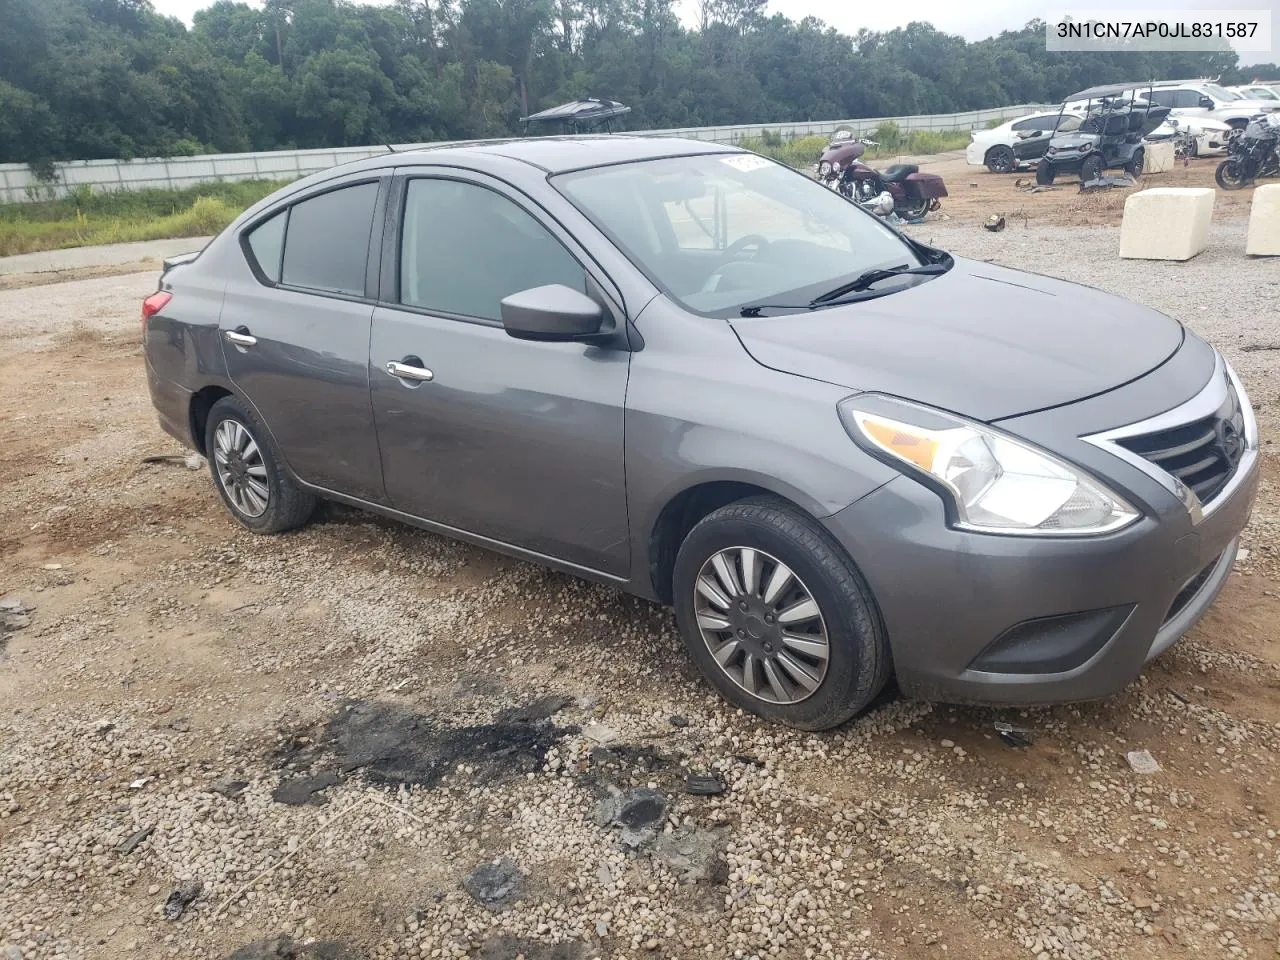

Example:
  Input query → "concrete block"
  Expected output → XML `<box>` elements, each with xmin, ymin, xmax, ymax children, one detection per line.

<box><xmin>1246</xmin><ymin>183</ymin><xmax>1280</xmax><ymax>256</ymax></box>
<box><xmin>1119</xmin><ymin>187</ymin><xmax>1215</xmax><ymax>261</ymax></box>
<box><xmin>1143</xmin><ymin>140</ymin><xmax>1175</xmax><ymax>174</ymax></box>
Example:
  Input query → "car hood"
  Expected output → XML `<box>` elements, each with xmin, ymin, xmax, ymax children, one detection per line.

<box><xmin>730</xmin><ymin>258</ymin><xmax>1184</xmax><ymax>422</ymax></box>
<box><xmin>1048</xmin><ymin>132</ymin><xmax>1099</xmax><ymax>150</ymax></box>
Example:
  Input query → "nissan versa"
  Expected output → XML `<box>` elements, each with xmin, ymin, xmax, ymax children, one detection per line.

<box><xmin>143</xmin><ymin>137</ymin><xmax>1258</xmax><ymax>730</ymax></box>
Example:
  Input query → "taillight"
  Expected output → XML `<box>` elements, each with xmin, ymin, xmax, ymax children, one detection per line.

<box><xmin>142</xmin><ymin>291</ymin><xmax>172</xmax><ymax>328</ymax></box>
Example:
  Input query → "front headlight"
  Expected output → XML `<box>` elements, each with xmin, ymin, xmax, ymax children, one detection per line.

<box><xmin>839</xmin><ymin>398</ymin><xmax>1139</xmax><ymax>536</ymax></box>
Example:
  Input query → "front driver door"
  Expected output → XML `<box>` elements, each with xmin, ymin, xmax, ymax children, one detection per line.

<box><xmin>369</xmin><ymin>172</ymin><xmax>631</xmax><ymax>577</ymax></box>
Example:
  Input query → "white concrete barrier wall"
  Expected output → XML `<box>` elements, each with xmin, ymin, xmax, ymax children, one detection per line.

<box><xmin>1119</xmin><ymin>187</ymin><xmax>1215</xmax><ymax>261</ymax></box>
<box><xmin>1246</xmin><ymin>183</ymin><xmax>1280</xmax><ymax>256</ymax></box>
<box><xmin>1143</xmin><ymin>140</ymin><xmax>1175</xmax><ymax>174</ymax></box>
<box><xmin>0</xmin><ymin>104</ymin><xmax>1052</xmax><ymax>203</ymax></box>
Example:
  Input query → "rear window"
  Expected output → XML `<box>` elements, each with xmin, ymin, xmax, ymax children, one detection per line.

<box><xmin>245</xmin><ymin>211</ymin><xmax>286</xmax><ymax>282</ymax></box>
<box><xmin>280</xmin><ymin>183</ymin><xmax>379</xmax><ymax>297</ymax></box>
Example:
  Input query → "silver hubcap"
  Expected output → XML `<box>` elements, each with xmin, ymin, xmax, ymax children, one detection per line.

<box><xmin>693</xmin><ymin>547</ymin><xmax>830</xmax><ymax>705</ymax></box>
<box><xmin>213</xmin><ymin>419</ymin><xmax>270</xmax><ymax>518</ymax></box>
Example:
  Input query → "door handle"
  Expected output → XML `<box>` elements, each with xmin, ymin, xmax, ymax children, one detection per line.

<box><xmin>224</xmin><ymin>329</ymin><xmax>257</xmax><ymax>348</ymax></box>
<box><xmin>385</xmin><ymin>360</ymin><xmax>434</xmax><ymax>383</ymax></box>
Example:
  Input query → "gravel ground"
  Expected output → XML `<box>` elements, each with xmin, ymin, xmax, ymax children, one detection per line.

<box><xmin>1</xmin><ymin>221</ymin><xmax>1278</xmax><ymax>960</ymax></box>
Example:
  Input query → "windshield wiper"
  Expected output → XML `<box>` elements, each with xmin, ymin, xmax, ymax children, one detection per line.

<box><xmin>808</xmin><ymin>263</ymin><xmax>947</xmax><ymax>306</ymax></box>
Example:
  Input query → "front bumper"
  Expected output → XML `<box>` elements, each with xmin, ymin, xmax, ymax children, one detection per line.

<box><xmin>823</xmin><ymin>355</ymin><xmax>1258</xmax><ymax>706</ymax></box>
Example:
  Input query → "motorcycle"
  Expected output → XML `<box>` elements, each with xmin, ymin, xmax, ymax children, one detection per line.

<box><xmin>817</xmin><ymin>133</ymin><xmax>948</xmax><ymax>220</ymax></box>
<box><xmin>1215</xmin><ymin>113</ymin><xmax>1280</xmax><ymax>189</ymax></box>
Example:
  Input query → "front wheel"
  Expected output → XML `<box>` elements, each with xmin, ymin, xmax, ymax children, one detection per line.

<box><xmin>672</xmin><ymin>498</ymin><xmax>891</xmax><ymax>730</ymax></box>
<box><xmin>1080</xmin><ymin>153</ymin><xmax>1105</xmax><ymax>183</ymax></box>
<box><xmin>1036</xmin><ymin>161</ymin><xmax>1056</xmax><ymax>185</ymax></box>
<box><xmin>1216</xmin><ymin>158</ymin><xmax>1248</xmax><ymax>190</ymax></box>
<box><xmin>205</xmin><ymin>396</ymin><xmax>316</xmax><ymax>534</ymax></box>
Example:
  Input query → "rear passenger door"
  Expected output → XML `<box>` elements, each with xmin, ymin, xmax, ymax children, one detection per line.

<box><xmin>220</xmin><ymin>175</ymin><xmax>389</xmax><ymax>503</ymax></box>
<box><xmin>368</xmin><ymin>170</ymin><xmax>631</xmax><ymax>577</ymax></box>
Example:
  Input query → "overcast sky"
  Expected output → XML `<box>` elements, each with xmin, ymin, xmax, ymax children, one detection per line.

<box><xmin>151</xmin><ymin>0</ymin><xmax>1278</xmax><ymax>65</ymax></box>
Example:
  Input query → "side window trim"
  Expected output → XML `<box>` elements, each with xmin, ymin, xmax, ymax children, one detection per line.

<box><xmin>378</xmin><ymin>168</ymin><xmax>626</xmax><ymax>328</ymax></box>
<box><xmin>238</xmin><ymin>174</ymin><xmax>389</xmax><ymax>304</ymax></box>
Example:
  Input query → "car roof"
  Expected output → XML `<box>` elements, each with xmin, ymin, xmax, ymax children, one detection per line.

<box><xmin>1064</xmin><ymin>82</ymin><xmax>1156</xmax><ymax>101</ymax></box>
<box><xmin>389</xmin><ymin>135</ymin><xmax>739</xmax><ymax>174</ymax></box>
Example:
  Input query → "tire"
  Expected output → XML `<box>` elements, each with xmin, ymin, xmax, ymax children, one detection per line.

<box><xmin>1080</xmin><ymin>154</ymin><xmax>1105</xmax><ymax>183</ymax></box>
<box><xmin>1035</xmin><ymin>161</ymin><xmax>1056</xmax><ymax>185</ymax></box>
<box><xmin>985</xmin><ymin>145</ymin><xmax>1016</xmax><ymax>174</ymax></box>
<box><xmin>204</xmin><ymin>395</ymin><xmax>316</xmax><ymax>534</ymax></box>
<box><xmin>899</xmin><ymin>197</ymin><xmax>932</xmax><ymax>220</ymax></box>
<box><xmin>672</xmin><ymin>497</ymin><xmax>891</xmax><ymax>731</ymax></box>
<box><xmin>1216</xmin><ymin>159</ymin><xmax>1247</xmax><ymax>190</ymax></box>
<box><xmin>1126</xmin><ymin>148</ymin><xmax>1144</xmax><ymax>178</ymax></box>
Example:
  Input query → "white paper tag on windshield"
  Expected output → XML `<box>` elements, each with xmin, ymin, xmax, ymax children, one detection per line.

<box><xmin>720</xmin><ymin>154</ymin><xmax>772</xmax><ymax>172</ymax></box>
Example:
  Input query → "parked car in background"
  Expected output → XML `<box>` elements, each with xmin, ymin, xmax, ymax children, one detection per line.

<box><xmin>966</xmin><ymin>110</ymin><xmax>1083</xmax><ymax>172</ymax></box>
<box><xmin>1129</xmin><ymin>80</ymin><xmax>1280</xmax><ymax>128</ymax></box>
<box><xmin>1229</xmin><ymin>84</ymin><xmax>1280</xmax><ymax>103</ymax></box>
<box><xmin>143</xmin><ymin>136</ymin><xmax>1257</xmax><ymax>730</ymax></box>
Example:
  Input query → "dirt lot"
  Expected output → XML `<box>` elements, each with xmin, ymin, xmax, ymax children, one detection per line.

<box><xmin>910</xmin><ymin>151</ymin><xmax>1255</xmax><ymax>227</ymax></box>
<box><xmin>1</xmin><ymin>212</ymin><xmax>1279</xmax><ymax>960</ymax></box>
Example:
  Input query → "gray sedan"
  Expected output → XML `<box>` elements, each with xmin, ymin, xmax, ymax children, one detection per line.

<box><xmin>143</xmin><ymin>136</ymin><xmax>1257</xmax><ymax>730</ymax></box>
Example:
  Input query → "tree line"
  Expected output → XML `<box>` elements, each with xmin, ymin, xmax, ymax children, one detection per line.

<box><xmin>1</xmin><ymin>0</ymin><xmax>1275</xmax><ymax>172</ymax></box>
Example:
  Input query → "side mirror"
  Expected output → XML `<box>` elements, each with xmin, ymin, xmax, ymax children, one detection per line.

<box><xmin>1199</xmin><ymin>96</ymin><xmax>1215</xmax><ymax>109</ymax></box>
<box><xmin>500</xmin><ymin>284</ymin><xmax>606</xmax><ymax>342</ymax></box>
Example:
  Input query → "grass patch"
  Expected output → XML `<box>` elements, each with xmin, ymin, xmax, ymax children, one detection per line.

<box><xmin>0</xmin><ymin>179</ymin><xmax>291</xmax><ymax>257</ymax></box>
<box><xmin>740</xmin><ymin>124</ymin><xmax>971</xmax><ymax>169</ymax></box>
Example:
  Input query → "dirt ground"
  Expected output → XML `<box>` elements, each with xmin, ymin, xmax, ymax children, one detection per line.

<box><xmin>908</xmin><ymin>151</ymin><xmax>1256</xmax><ymax>227</ymax></box>
<box><xmin>1</xmin><ymin>212</ymin><xmax>1279</xmax><ymax>960</ymax></box>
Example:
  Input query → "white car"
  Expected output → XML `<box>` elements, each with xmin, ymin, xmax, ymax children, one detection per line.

<box><xmin>1145</xmin><ymin>116</ymin><xmax>1233</xmax><ymax>156</ymax></box>
<box><xmin>1229</xmin><ymin>84</ymin><xmax>1280</xmax><ymax>103</ymax></box>
<box><xmin>1135</xmin><ymin>81</ymin><xmax>1279</xmax><ymax>128</ymax></box>
<box><xmin>966</xmin><ymin>110</ymin><xmax>1084</xmax><ymax>173</ymax></box>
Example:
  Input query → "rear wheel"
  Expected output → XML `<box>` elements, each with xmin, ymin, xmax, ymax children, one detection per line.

<box><xmin>672</xmin><ymin>497</ymin><xmax>891</xmax><ymax>731</ymax></box>
<box><xmin>1216</xmin><ymin>158</ymin><xmax>1247</xmax><ymax>190</ymax></box>
<box><xmin>1080</xmin><ymin>153</ymin><xmax>1105</xmax><ymax>183</ymax></box>
<box><xmin>205</xmin><ymin>396</ymin><xmax>316</xmax><ymax>534</ymax></box>
<box><xmin>899</xmin><ymin>197</ymin><xmax>932</xmax><ymax>220</ymax></box>
<box><xmin>1126</xmin><ymin>148</ymin><xmax>1145</xmax><ymax>178</ymax></box>
<box><xmin>1035</xmin><ymin>161</ymin><xmax>1056</xmax><ymax>185</ymax></box>
<box><xmin>985</xmin><ymin>145</ymin><xmax>1016</xmax><ymax>174</ymax></box>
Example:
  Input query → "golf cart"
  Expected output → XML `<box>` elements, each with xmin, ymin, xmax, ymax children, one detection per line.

<box><xmin>520</xmin><ymin>98</ymin><xmax>631</xmax><ymax>136</ymax></box>
<box><xmin>1036</xmin><ymin>83</ymin><xmax>1170</xmax><ymax>185</ymax></box>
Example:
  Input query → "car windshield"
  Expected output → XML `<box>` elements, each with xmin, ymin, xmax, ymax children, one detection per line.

<box><xmin>1203</xmin><ymin>83</ymin><xmax>1236</xmax><ymax>100</ymax></box>
<box><xmin>553</xmin><ymin>154</ymin><xmax>923</xmax><ymax>316</ymax></box>
<box><xmin>1251</xmin><ymin>87</ymin><xmax>1279</xmax><ymax>100</ymax></box>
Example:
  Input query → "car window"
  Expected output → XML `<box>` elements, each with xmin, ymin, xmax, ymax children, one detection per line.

<box><xmin>1056</xmin><ymin>115</ymin><xmax>1082</xmax><ymax>132</ymax></box>
<box><xmin>1011</xmin><ymin>117</ymin><xmax>1038</xmax><ymax>131</ymax></box>
<box><xmin>555</xmin><ymin>154</ymin><xmax>922</xmax><ymax>316</ymax></box>
<box><xmin>245</xmin><ymin>211</ymin><xmax>286</xmax><ymax>282</ymax></box>
<box><xmin>280</xmin><ymin>183</ymin><xmax>379</xmax><ymax>297</ymax></box>
<box><xmin>399</xmin><ymin>179</ymin><xmax>585</xmax><ymax>321</ymax></box>
<box><xmin>1177</xmin><ymin>90</ymin><xmax>1202</xmax><ymax>108</ymax></box>
<box><xmin>1149</xmin><ymin>91</ymin><xmax>1175</xmax><ymax>107</ymax></box>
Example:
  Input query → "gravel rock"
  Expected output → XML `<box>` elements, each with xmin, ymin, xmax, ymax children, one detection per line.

<box><xmin>162</xmin><ymin>881</ymin><xmax>202</xmax><ymax>921</ymax></box>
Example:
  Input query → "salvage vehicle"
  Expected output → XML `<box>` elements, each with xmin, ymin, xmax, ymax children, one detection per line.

<box><xmin>1037</xmin><ymin>83</ymin><xmax>1170</xmax><ymax>185</ymax></box>
<box><xmin>817</xmin><ymin>132</ymin><xmax>948</xmax><ymax>218</ymax></box>
<box><xmin>965</xmin><ymin>110</ymin><xmax>1084</xmax><ymax>173</ymax></box>
<box><xmin>144</xmin><ymin>136</ymin><xmax>1258</xmax><ymax>730</ymax></box>
<box><xmin>1144</xmin><ymin>115</ymin><xmax>1232</xmax><ymax>158</ymax></box>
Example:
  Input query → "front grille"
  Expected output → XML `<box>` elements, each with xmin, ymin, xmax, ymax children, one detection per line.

<box><xmin>1116</xmin><ymin>383</ymin><xmax>1246</xmax><ymax>505</ymax></box>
